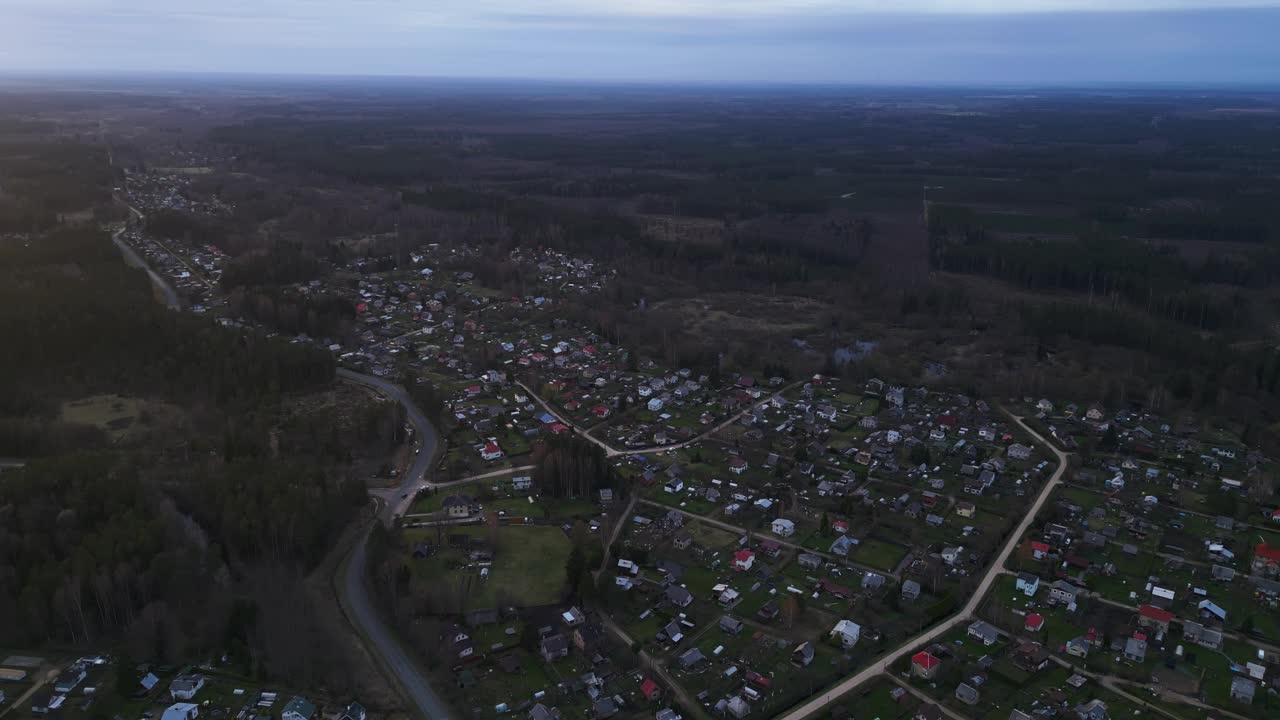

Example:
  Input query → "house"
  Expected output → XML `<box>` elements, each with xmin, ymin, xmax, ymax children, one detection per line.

<box><xmin>54</xmin><ymin>666</ymin><xmax>87</xmax><ymax>694</ymax></box>
<box><xmin>677</xmin><ymin>648</ymin><xmax>705</xmax><ymax>669</ymax></box>
<box><xmin>480</xmin><ymin>442</ymin><xmax>504</xmax><ymax>461</ymax></box>
<box><xmin>1198</xmin><ymin>599</ymin><xmax>1228</xmax><ymax>623</ymax></box>
<box><xmin>732</xmin><ymin>550</ymin><xmax>756</xmax><ymax>571</ymax></box>
<box><xmin>941</xmin><ymin>546</ymin><xmax>964</xmax><ymax>566</ymax></box>
<box><xmin>340</xmin><ymin>702</ymin><xmax>367</xmax><ymax>720</ymax></box>
<box><xmin>599</xmin><ymin>488</ymin><xmax>614</xmax><ymax>505</ymax></box>
<box><xmin>540</xmin><ymin>634</ymin><xmax>570</xmax><ymax>662</ymax></box>
<box><xmin>1011</xmin><ymin>642</ymin><xmax>1051</xmax><ymax>673</ymax></box>
<box><xmin>771</xmin><ymin>518</ymin><xmax>796</xmax><ymax>537</ymax></box>
<box><xmin>725</xmin><ymin>696</ymin><xmax>751</xmax><ymax>720</ymax></box>
<box><xmin>513</xmin><ymin>476</ymin><xmax>533</xmax><ymax>491</ymax></box>
<box><xmin>169</xmin><ymin>674</ymin><xmax>205</xmax><ymax>701</ymax></box>
<box><xmin>792</xmin><ymin>642</ymin><xmax>816</xmax><ymax>667</ymax></box>
<box><xmin>1030</xmin><ymin>541</ymin><xmax>1051</xmax><ymax>560</ymax></box>
<box><xmin>529</xmin><ymin>704</ymin><xmax>559</xmax><ymax>720</ymax></box>
<box><xmin>912</xmin><ymin>651</ymin><xmax>942</xmax><ymax>680</ymax></box>
<box><xmin>162</xmin><ymin>704</ymin><xmax>200</xmax><ymax>720</ymax></box>
<box><xmin>720</xmin><ymin>616</ymin><xmax>745</xmax><ymax>636</ymax></box>
<box><xmin>956</xmin><ymin>501</ymin><xmax>976</xmax><ymax>518</ymax></box>
<box><xmin>665</xmin><ymin>585</ymin><xmax>694</xmax><ymax>608</ymax></box>
<box><xmin>955</xmin><ymin>683</ymin><xmax>980</xmax><ymax>706</ymax></box>
<box><xmin>1016</xmin><ymin>573</ymin><xmax>1040</xmax><ymax>597</ymax></box>
<box><xmin>442</xmin><ymin>495</ymin><xmax>476</xmax><ymax>518</ymax></box>
<box><xmin>1074</xmin><ymin>699</ymin><xmax>1109</xmax><ymax>720</ymax></box>
<box><xmin>1252</xmin><ymin>543</ymin><xmax>1280</xmax><ymax>577</ymax></box>
<box><xmin>640</xmin><ymin>678</ymin><xmax>662</xmax><ymax>702</ymax></box>
<box><xmin>655</xmin><ymin>711</ymin><xmax>679</xmax><ymax>720</ymax></box>
<box><xmin>830</xmin><ymin>535</ymin><xmax>856</xmax><ymax>557</ymax></box>
<box><xmin>1230</xmin><ymin>677</ymin><xmax>1257</xmax><ymax>705</ymax></box>
<box><xmin>729</xmin><ymin>456</ymin><xmax>748</xmax><ymax>474</ymax></box>
<box><xmin>1065</xmin><ymin>637</ymin><xmax>1091</xmax><ymax>658</ymax></box>
<box><xmin>1137</xmin><ymin>605</ymin><xmax>1173</xmax><ymax>633</ymax></box>
<box><xmin>1050</xmin><ymin>580</ymin><xmax>1080</xmax><ymax>606</ymax></box>
<box><xmin>798</xmin><ymin>553</ymin><xmax>822</xmax><ymax>570</ymax></box>
<box><xmin>1008</xmin><ymin>443</ymin><xmax>1033</xmax><ymax>461</ymax></box>
<box><xmin>1025</xmin><ymin>614</ymin><xmax>1045</xmax><ymax>633</ymax></box>
<box><xmin>1123</xmin><ymin>636</ymin><xmax>1147</xmax><ymax>663</ymax></box>
<box><xmin>968</xmin><ymin>621</ymin><xmax>1001</xmax><ymax>646</ymax></box>
<box><xmin>282</xmin><ymin>697</ymin><xmax>317</xmax><ymax>720</ymax></box>
<box><xmin>139</xmin><ymin>672</ymin><xmax>160</xmax><ymax>696</ymax></box>
<box><xmin>647</xmin><ymin>398</ymin><xmax>664</xmax><ymax>412</ymax></box>
<box><xmin>829</xmin><ymin>619</ymin><xmax>861</xmax><ymax>649</ymax></box>
<box><xmin>757</xmin><ymin>601</ymin><xmax>780</xmax><ymax>623</ymax></box>
<box><xmin>1182</xmin><ymin>621</ymin><xmax>1224</xmax><ymax>650</ymax></box>
<box><xmin>862</xmin><ymin>572</ymin><xmax>885</xmax><ymax>590</ymax></box>
<box><xmin>593</xmin><ymin>698</ymin><xmax>619</xmax><ymax>719</ymax></box>
<box><xmin>901</xmin><ymin>580</ymin><xmax>922</xmax><ymax>601</ymax></box>
<box><xmin>672</xmin><ymin>532</ymin><xmax>693</xmax><ymax>550</ymax></box>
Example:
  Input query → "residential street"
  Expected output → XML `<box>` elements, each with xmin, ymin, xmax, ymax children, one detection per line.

<box><xmin>336</xmin><ymin>369</ymin><xmax>454</xmax><ymax>719</ymax></box>
<box><xmin>775</xmin><ymin>411</ymin><xmax>1071</xmax><ymax>720</ymax></box>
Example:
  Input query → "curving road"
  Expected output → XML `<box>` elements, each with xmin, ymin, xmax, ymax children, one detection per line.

<box><xmin>775</xmin><ymin>410</ymin><xmax>1071</xmax><ymax>720</ymax></box>
<box><xmin>337</xmin><ymin>369</ymin><xmax>453</xmax><ymax>720</ymax></box>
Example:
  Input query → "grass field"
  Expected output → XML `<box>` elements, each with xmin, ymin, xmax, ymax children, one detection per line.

<box><xmin>854</xmin><ymin>538</ymin><xmax>909</xmax><ymax>572</ymax></box>
<box><xmin>60</xmin><ymin>394</ymin><xmax>142</xmax><ymax>439</ymax></box>
<box><xmin>405</xmin><ymin>525</ymin><xmax>571</xmax><ymax>610</ymax></box>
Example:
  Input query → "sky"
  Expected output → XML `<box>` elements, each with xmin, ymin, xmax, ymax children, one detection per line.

<box><xmin>1</xmin><ymin>0</ymin><xmax>1278</xmax><ymax>85</ymax></box>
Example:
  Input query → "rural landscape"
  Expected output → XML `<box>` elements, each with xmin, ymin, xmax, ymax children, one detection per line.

<box><xmin>3</xmin><ymin>43</ymin><xmax>1280</xmax><ymax>720</ymax></box>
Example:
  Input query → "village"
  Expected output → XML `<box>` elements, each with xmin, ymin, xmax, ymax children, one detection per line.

<box><xmin>73</xmin><ymin>167</ymin><xmax>1280</xmax><ymax>720</ymax></box>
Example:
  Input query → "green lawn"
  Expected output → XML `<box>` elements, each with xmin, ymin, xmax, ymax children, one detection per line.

<box><xmin>854</xmin><ymin>539</ymin><xmax>908</xmax><ymax>572</ymax></box>
<box><xmin>405</xmin><ymin>525</ymin><xmax>571</xmax><ymax>610</ymax></box>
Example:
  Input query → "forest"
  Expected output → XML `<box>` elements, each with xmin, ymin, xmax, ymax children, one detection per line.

<box><xmin>0</xmin><ymin>159</ymin><xmax>386</xmax><ymax>690</ymax></box>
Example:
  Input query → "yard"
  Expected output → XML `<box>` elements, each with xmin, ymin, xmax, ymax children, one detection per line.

<box><xmin>404</xmin><ymin>525</ymin><xmax>572</xmax><ymax>610</ymax></box>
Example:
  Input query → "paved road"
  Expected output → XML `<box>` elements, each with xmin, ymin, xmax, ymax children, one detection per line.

<box><xmin>336</xmin><ymin>369</ymin><xmax>453</xmax><ymax>720</ymax></box>
<box><xmin>775</xmin><ymin>411</ymin><xmax>1071</xmax><ymax>720</ymax></box>
<box><xmin>337</xmin><ymin>369</ymin><xmax>439</xmax><ymax>522</ymax></box>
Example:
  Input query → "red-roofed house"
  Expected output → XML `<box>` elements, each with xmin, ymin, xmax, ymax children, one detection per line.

<box><xmin>481</xmin><ymin>442</ymin><xmax>504</xmax><ymax>461</ymax></box>
<box><xmin>733</xmin><ymin>550</ymin><xmax>756</xmax><ymax>571</ymax></box>
<box><xmin>821</xmin><ymin>578</ymin><xmax>854</xmax><ymax>600</ymax></box>
<box><xmin>833</xmin><ymin>520</ymin><xmax>849</xmax><ymax>534</ymax></box>
<box><xmin>549</xmin><ymin>423</ymin><xmax>570</xmax><ymax>435</ymax></box>
<box><xmin>1253</xmin><ymin>543</ymin><xmax>1280</xmax><ymax>577</ymax></box>
<box><xmin>912</xmin><ymin>652</ymin><xmax>942</xmax><ymax>680</ymax></box>
<box><xmin>640</xmin><ymin>678</ymin><xmax>661</xmax><ymax>702</ymax></box>
<box><xmin>729</xmin><ymin>456</ymin><xmax>748</xmax><ymax>474</ymax></box>
<box><xmin>1030</xmin><ymin>541</ymin><xmax>1051</xmax><ymax>560</ymax></box>
<box><xmin>591</xmin><ymin>406</ymin><xmax>611</xmax><ymax>418</ymax></box>
<box><xmin>582</xmin><ymin>345</ymin><xmax>597</xmax><ymax>356</ymax></box>
<box><xmin>1025</xmin><ymin>614</ymin><xmax>1045</xmax><ymax>633</ymax></box>
<box><xmin>1138</xmin><ymin>604</ymin><xmax>1174</xmax><ymax>632</ymax></box>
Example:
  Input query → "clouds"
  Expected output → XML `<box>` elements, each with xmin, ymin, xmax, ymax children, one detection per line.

<box><xmin>1</xmin><ymin>1</ymin><xmax>1278</xmax><ymax>83</ymax></box>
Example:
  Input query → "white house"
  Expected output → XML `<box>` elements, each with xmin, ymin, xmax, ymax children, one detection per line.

<box><xmin>771</xmin><ymin>518</ymin><xmax>796</xmax><ymax>537</ymax></box>
<box><xmin>480</xmin><ymin>441</ymin><xmax>504</xmax><ymax>461</ymax></box>
<box><xmin>648</xmin><ymin>398</ymin><xmax>664</xmax><ymax>412</ymax></box>
<box><xmin>1008</xmin><ymin>444</ymin><xmax>1033</xmax><ymax>460</ymax></box>
<box><xmin>162</xmin><ymin>704</ymin><xmax>199</xmax><ymax>720</ymax></box>
<box><xmin>281</xmin><ymin>697</ymin><xmax>317</xmax><ymax>720</ymax></box>
<box><xmin>1016</xmin><ymin>573</ymin><xmax>1040</xmax><ymax>597</ymax></box>
<box><xmin>169</xmin><ymin>675</ymin><xmax>204</xmax><ymax>701</ymax></box>
<box><xmin>829</xmin><ymin>620</ymin><xmax>861</xmax><ymax>649</ymax></box>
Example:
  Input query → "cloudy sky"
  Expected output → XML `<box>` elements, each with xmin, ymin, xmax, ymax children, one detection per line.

<box><xmin>1</xmin><ymin>0</ymin><xmax>1277</xmax><ymax>84</ymax></box>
